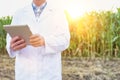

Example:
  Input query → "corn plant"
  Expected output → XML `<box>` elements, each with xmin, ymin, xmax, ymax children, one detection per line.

<box><xmin>0</xmin><ymin>16</ymin><xmax>12</xmax><ymax>54</ymax></box>
<box><xmin>63</xmin><ymin>8</ymin><xmax>120</xmax><ymax>58</ymax></box>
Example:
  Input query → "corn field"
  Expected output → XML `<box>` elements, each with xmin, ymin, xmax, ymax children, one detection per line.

<box><xmin>63</xmin><ymin>8</ymin><xmax>120</xmax><ymax>58</ymax></box>
<box><xmin>0</xmin><ymin>16</ymin><xmax>12</xmax><ymax>54</ymax></box>
<box><xmin>0</xmin><ymin>8</ymin><xmax>120</xmax><ymax>58</ymax></box>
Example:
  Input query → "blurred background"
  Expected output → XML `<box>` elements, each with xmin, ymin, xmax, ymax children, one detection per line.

<box><xmin>0</xmin><ymin>0</ymin><xmax>120</xmax><ymax>58</ymax></box>
<box><xmin>1</xmin><ymin>0</ymin><xmax>120</xmax><ymax>80</ymax></box>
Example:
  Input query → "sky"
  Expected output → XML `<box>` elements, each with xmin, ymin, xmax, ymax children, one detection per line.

<box><xmin>0</xmin><ymin>0</ymin><xmax>32</xmax><ymax>17</ymax></box>
<box><xmin>0</xmin><ymin>0</ymin><xmax>120</xmax><ymax>17</ymax></box>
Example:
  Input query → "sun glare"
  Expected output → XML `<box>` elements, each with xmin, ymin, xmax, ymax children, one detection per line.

<box><xmin>65</xmin><ymin>1</ymin><xmax>85</xmax><ymax>19</ymax></box>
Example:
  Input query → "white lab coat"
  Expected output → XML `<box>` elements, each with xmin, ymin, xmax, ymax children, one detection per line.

<box><xmin>6</xmin><ymin>1</ymin><xmax>70</xmax><ymax>80</ymax></box>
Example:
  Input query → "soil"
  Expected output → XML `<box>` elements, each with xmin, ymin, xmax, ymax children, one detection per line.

<box><xmin>1</xmin><ymin>54</ymin><xmax>120</xmax><ymax>80</ymax></box>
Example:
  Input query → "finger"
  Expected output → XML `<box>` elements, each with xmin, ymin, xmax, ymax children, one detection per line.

<box><xmin>30</xmin><ymin>43</ymin><xmax>40</xmax><ymax>47</ymax></box>
<box><xmin>13</xmin><ymin>43</ymin><xmax>26</xmax><ymax>51</ymax></box>
<box><xmin>11</xmin><ymin>36</ymin><xmax>20</xmax><ymax>44</ymax></box>
<box><xmin>30</xmin><ymin>37</ymin><xmax>40</xmax><ymax>43</ymax></box>
<box><xmin>30</xmin><ymin>41</ymin><xmax>41</xmax><ymax>46</ymax></box>
<box><xmin>30</xmin><ymin>34</ymin><xmax>39</xmax><ymax>39</ymax></box>
<box><xmin>11</xmin><ymin>39</ymin><xmax>25</xmax><ymax>49</ymax></box>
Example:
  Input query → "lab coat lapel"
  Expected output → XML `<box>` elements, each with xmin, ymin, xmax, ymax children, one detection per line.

<box><xmin>39</xmin><ymin>3</ymin><xmax>54</xmax><ymax>21</ymax></box>
<box><xmin>25</xmin><ymin>4</ymin><xmax>36</xmax><ymax>22</ymax></box>
<box><xmin>24</xmin><ymin>3</ymin><xmax>54</xmax><ymax>22</ymax></box>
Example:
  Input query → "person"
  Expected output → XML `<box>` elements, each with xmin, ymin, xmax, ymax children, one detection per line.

<box><xmin>6</xmin><ymin>0</ymin><xmax>70</xmax><ymax>80</ymax></box>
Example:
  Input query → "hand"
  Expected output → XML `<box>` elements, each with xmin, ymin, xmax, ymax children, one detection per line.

<box><xmin>10</xmin><ymin>36</ymin><xmax>26</xmax><ymax>51</ymax></box>
<box><xmin>29</xmin><ymin>34</ymin><xmax>45</xmax><ymax>47</ymax></box>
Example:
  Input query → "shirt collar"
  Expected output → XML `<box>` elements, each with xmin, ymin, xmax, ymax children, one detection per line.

<box><xmin>32</xmin><ymin>2</ymin><xmax>47</xmax><ymax>12</ymax></box>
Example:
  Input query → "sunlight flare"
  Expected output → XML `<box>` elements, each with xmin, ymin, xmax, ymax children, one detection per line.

<box><xmin>65</xmin><ymin>0</ymin><xmax>86</xmax><ymax>19</ymax></box>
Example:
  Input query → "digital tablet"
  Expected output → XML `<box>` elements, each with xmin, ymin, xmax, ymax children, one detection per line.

<box><xmin>3</xmin><ymin>25</ymin><xmax>32</xmax><ymax>45</ymax></box>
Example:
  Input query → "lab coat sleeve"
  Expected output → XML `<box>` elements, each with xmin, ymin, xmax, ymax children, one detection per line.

<box><xmin>43</xmin><ymin>11</ymin><xmax>70</xmax><ymax>55</ymax></box>
<box><xmin>6</xmin><ymin>11</ymin><xmax>20</xmax><ymax>58</ymax></box>
<box><xmin>6</xmin><ymin>34</ymin><xmax>19</xmax><ymax>58</ymax></box>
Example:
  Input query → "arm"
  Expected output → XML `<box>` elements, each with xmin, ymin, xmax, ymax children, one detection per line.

<box><xmin>29</xmin><ymin>11</ymin><xmax>70</xmax><ymax>55</ymax></box>
<box><xmin>6</xmin><ymin>35</ymin><xmax>26</xmax><ymax>58</ymax></box>
<box><xmin>6</xmin><ymin>11</ymin><xmax>26</xmax><ymax>58</ymax></box>
<box><xmin>44</xmin><ymin>11</ymin><xmax>70</xmax><ymax>54</ymax></box>
<box><xmin>44</xmin><ymin>24</ymin><xmax>70</xmax><ymax>54</ymax></box>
